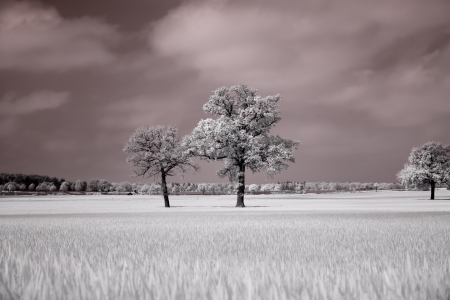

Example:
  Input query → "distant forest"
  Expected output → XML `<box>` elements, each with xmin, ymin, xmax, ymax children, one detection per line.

<box><xmin>1</xmin><ymin>172</ymin><xmax>442</xmax><ymax>195</ymax></box>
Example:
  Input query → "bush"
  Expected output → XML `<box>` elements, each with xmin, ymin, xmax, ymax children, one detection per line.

<box><xmin>75</xmin><ymin>180</ymin><xmax>87</xmax><ymax>191</ymax></box>
<box><xmin>60</xmin><ymin>182</ymin><xmax>70</xmax><ymax>192</ymax></box>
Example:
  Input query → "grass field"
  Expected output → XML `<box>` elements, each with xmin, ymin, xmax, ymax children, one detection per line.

<box><xmin>1</xmin><ymin>191</ymin><xmax>450</xmax><ymax>299</ymax></box>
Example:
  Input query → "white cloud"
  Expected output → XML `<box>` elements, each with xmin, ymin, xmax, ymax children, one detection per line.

<box><xmin>150</xmin><ymin>0</ymin><xmax>450</xmax><ymax>128</ymax></box>
<box><xmin>0</xmin><ymin>1</ymin><xmax>118</xmax><ymax>72</ymax></box>
<box><xmin>0</xmin><ymin>90</ymin><xmax>69</xmax><ymax>115</ymax></box>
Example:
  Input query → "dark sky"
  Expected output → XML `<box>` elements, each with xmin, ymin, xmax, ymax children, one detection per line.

<box><xmin>0</xmin><ymin>0</ymin><xmax>449</xmax><ymax>184</ymax></box>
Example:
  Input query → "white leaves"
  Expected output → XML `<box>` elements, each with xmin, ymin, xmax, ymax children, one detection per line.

<box><xmin>184</xmin><ymin>84</ymin><xmax>299</xmax><ymax>179</ymax></box>
<box><xmin>398</xmin><ymin>141</ymin><xmax>450</xmax><ymax>185</ymax></box>
<box><xmin>123</xmin><ymin>125</ymin><xmax>198</xmax><ymax>178</ymax></box>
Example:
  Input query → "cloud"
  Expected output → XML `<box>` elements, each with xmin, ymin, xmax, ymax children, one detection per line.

<box><xmin>0</xmin><ymin>0</ymin><xmax>449</xmax><ymax>183</ymax></box>
<box><xmin>0</xmin><ymin>90</ymin><xmax>69</xmax><ymax>116</ymax></box>
<box><xmin>150</xmin><ymin>0</ymin><xmax>450</xmax><ymax>129</ymax></box>
<box><xmin>0</xmin><ymin>1</ymin><xmax>118</xmax><ymax>72</ymax></box>
<box><xmin>102</xmin><ymin>94</ymin><xmax>170</xmax><ymax>129</ymax></box>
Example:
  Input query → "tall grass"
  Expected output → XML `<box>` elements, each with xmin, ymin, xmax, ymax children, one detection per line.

<box><xmin>1</xmin><ymin>212</ymin><xmax>449</xmax><ymax>299</ymax></box>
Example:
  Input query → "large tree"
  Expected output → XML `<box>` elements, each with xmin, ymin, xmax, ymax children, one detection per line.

<box><xmin>183</xmin><ymin>85</ymin><xmax>299</xmax><ymax>207</ymax></box>
<box><xmin>397</xmin><ymin>141</ymin><xmax>450</xmax><ymax>199</ymax></box>
<box><xmin>123</xmin><ymin>125</ymin><xmax>198</xmax><ymax>207</ymax></box>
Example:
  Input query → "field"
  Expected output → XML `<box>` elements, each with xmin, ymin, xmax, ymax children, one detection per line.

<box><xmin>1</xmin><ymin>191</ymin><xmax>450</xmax><ymax>300</ymax></box>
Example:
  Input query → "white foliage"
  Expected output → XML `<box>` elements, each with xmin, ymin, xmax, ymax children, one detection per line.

<box><xmin>123</xmin><ymin>125</ymin><xmax>198</xmax><ymax>179</ymax></box>
<box><xmin>59</xmin><ymin>182</ymin><xmax>70</xmax><ymax>191</ymax></box>
<box><xmin>248</xmin><ymin>184</ymin><xmax>260</xmax><ymax>192</ymax></box>
<box><xmin>183</xmin><ymin>85</ymin><xmax>299</xmax><ymax>181</ymax></box>
<box><xmin>397</xmin><ymin>141</ymin><xmax>450</xmax><ymax>186</ymax></box>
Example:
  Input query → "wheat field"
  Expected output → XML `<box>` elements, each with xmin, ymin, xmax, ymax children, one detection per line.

<box><xmin>1</xmin><ymin>191</ymin><xmax>450</xmax><ymax>299</ymax></box>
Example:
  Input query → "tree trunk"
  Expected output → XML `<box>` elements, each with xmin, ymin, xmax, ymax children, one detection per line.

<box><xmin>430</xmin><ymin>180</ymin><xmax>435</xmax><ymax>200</ymax></box>
<box><xmin>236</xmin><ymin>163</ymin><xmax>245</xmax><ymax>207</ymax></box>
<box><xmin>161</xmin><ymin>170</ymin><xmax>170</xmax><ymax>207</ymax></box>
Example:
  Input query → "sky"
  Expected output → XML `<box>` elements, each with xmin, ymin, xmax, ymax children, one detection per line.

<box><xmin>0</xmin><ymin>0</ymin><xmax>449</xmax><ymax>184</ymax></box>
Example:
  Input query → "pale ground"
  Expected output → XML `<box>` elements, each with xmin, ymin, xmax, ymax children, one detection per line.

<box><xmin>1</xmin><ymin>190</ymin><xmax>450</xmax><ymax>215</ymax></box>
<box><xmin>1</xmin><ymin>190</ymin><xmax>450</xmax><ymax>299</ymax></box>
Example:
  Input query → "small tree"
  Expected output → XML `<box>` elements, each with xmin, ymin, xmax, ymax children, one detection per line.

<box><xmin>28</xmin><ymin>183</ymin><xmax>35</xmax><ymax>191</ymax></box>
<box><xmin>183</xmin><ymin>85</ymin><xmax>298</xmax><ymax>207</ymax></box>
<box><xmin>87</xmin><ymin>179</ymin><xmax>100</xmax><ymax>192</ymax></box>
<box><xmin>397</xmin><ymin>141</ymin><xmax>450</xmax><ymax>200</ymax></box>
<box><xmin>171</xmin><ymin>185</ymin><xmax>181</xmax><ymax>195</ymax></box>
<box><xmin>60</xmin><ymin>182</ymin><xmax>70</xmax><ymax>192</ymax></box>
<box><xmin>75</xmin><ymin>180</ymin><xmax>87</xmax><ymax>192</ymax></box>
<box><xmin>140</xmin><ymin>184</ymin><xmax>152</xmax><ymax>195</ymax></box>
<box><xmin>123</xmin><ymin>125</ymin><xmax>198</xmax><ymax>207</ymax></box>
<box><xmin>49</xmin><ymin>184</ymin><xmax>57</xmax><ymax>192</ymax></box>
<box><xmin>248</xmin><ymin>184</ymin><xmax>260</xmax><ymax>194</ymax></box>
<box><xmin>98</xmin><ymin>179</ymin><xmax>112</xmax><ymax>193</ymax></box>
<box><xmin>116</xmin><ymin>182</ymin><xmax>132</xmax><ymax>193</ymax></box>
<box><xmin>7</xmin><ymin>182</ymin><xmax>17</xmax><ymax>192</ymax></box>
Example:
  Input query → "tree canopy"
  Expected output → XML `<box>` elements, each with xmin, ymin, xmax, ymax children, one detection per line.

<box><xmin>183</xmin><ymin>84</ymin><xmax>299</xmax><ymax>207</ymax></box>
<box><xmin>123</xmin><ymin>125</ymin><xmax>198</xmax><ymax>207</ymax></box>
<box><xmin>397</xmin><ymin>141</ymin><xmax>450</xmax><ymax>199</ymax></box>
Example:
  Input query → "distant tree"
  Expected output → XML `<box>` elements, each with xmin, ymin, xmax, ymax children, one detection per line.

<box><xmin>59</xmin><ymin>181</ymin><xmax>70</xmax><ymax>192</ymax></box>
<box><xmin>28</xmin><ymin>183</ymin><xmax>35</xmax><ymax>191</ymax></box>
<box><xmin>327</xmin><ymin>182</ymin><xmax>337</xmax><ymax>191</ymax></box>
<box><xmin>140</xmin><ymin>184</ymin><xmax>152</xmax><ymax>195</ymax></box>
<box><xmin>60</xmin><ymin>182</ymin><xmax>70</xmax><ymax>192</ymax></box>
<box><xmin>150</xmin><ymin>184</ymin><xmax>161</xmax><ymax>195</ymax></box>
<box><xmin>373</xmin><ymin>183</ymin><xmax>378</xmax><ymax>192</ymax></box>
<box><xmin>7</xmin><ymin>182</ymin><xmax>18</xmax><ymax>192</ymax></box>
<box><xmin>36</xmin><ymin>182</ymin><xmax>52</xmax><ymax>192</ymax></box>
<box><xmin>118</xmin><ymin>182</ymin><xmax>133</xmax><ymax>193</ymax></box>
<box><xmin>261</xmin><ymin>184</ymin><xmax>273</xmax><ymax>192</ymax></box>
<box><xmin>183</xmin><ymin>85</ymin><xmax>298</xmax><ymax>207</ymax></box>
<box><xmin>75</xmin><ymin>180</ymin><xmax>87</xmax><ymax>192</ymax></box>
<box><xmin>123</xmin><ymin>125</ymin><xmax>199</xmax><ymax>207</ymax></box>
<box><xmin>36</xmin><ymin>183</ymin><xmax>44</xmax><ymax>191</ymax></box>
<box><xmin>248</xmin><ymin>184</ymin><xmax>260</xmax><ymax>194</ymax></box>
<box><xmin>49</xmin><ymin>184</ymin><xmax>57</xmax><ymax>192</ymax></box>
<box><xmin>87</xmin><ymin>179</ymin><xmax>100</xmax><ymax>192</ymax></box>
<box><xmin>19</xmin><ymin>183</ymin><xmax>26</xmax><ymax>191</ymax></box>
<box><xmin>197</xmin><ymin>183</ymin><xmax>207</xmax><ymax>195</ymax></box>
<box><xmin>171</xmin><ymin>185</ymin><xmax>181</xmax><ymax>195</ymax></box>
<box><xmin>305</xmin><ymin>182</ymin><xmax>316</xmax><ymax>191</ymax></box>
<box><xmin>287</xmin><ymin>182</ymin><xmax>296</xmax><ymax>191</ymax></box>
<box><xmin>397</xmin><ymin>141</ymin><xmax>450</xmax><ymax>200</ymax></box>
<box><xmin>110</xmin><ymin>182</ymin><xmax>119</xmax><ymax>192</ymax></box>
<box><xmin>98</xmin><ymin>179</ymin><xmax>112</xmax><ymax>193</ymax></box>
<box><xmin>132</xmin><ymin>182</ymin><xmax>143</xmax><ymax>192</ymax></box>
<box><xmin>185</xmin><ymin>184</ymin><xmax>195</xmax><ymax>192</ymax></box>
<box><xmin>294</xmin><ymin>183</ymin><xmax>302</xmax><ymax>193</ymax></box>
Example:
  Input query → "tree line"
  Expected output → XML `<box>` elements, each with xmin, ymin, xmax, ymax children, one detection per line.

<box><xmin>0</xmin><ymin>174</ymin><xmax>413</xmax><ymax>194</ymax></box>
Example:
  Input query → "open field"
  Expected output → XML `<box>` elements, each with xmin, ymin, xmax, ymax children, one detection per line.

<box><xmin>1</xmin><ymin>191</ymin><xmax>450</xmax><ymax>299</ymax></box>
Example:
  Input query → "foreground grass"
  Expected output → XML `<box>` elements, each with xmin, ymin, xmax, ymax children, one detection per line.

<box><xmin>0</xmin><ymin>211</ymin><xmax>449</xmax><ymax>300</ymax></box>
